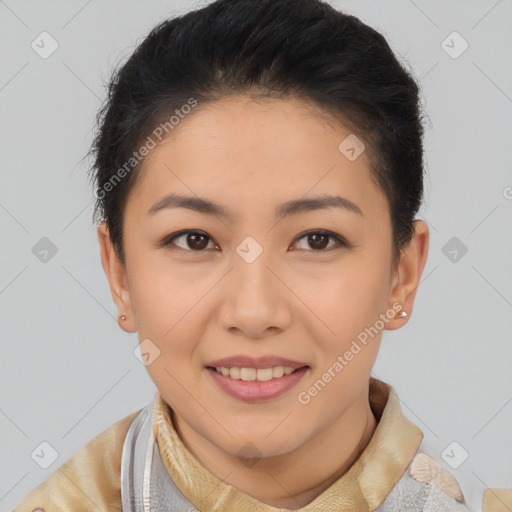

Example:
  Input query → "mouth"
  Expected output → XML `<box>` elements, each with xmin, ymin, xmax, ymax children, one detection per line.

<box><xmin>205</xmin><ymin>364</ymin><xmax>310</xmax><ymax>402</ymax></box>
<box><xmin>206</xmin><ymin>365</ymin><xmax>308</xmax><ymax>381</ymax></box>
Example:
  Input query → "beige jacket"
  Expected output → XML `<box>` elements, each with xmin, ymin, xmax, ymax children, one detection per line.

<box><xmin>13</xmin><ymin>378</ymin><xmax>512</xmax><ymax>511</ymax></box>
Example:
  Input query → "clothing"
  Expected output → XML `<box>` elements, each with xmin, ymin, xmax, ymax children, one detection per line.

<box><xmin>13</xmin><ymin>378</ymin><xmax>512</xmax><ymax>512</ymax></box>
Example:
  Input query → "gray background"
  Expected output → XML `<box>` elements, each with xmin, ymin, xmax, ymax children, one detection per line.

<box><xmin>1</xmin><ymin>0</ymin><xmax>511</xmax><ymax>510</ymax></box>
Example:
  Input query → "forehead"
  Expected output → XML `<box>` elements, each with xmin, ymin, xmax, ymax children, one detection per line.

<box><xmin>126</xmin><ymin>95</ymin><xmax>387</xmax><ymax>220</ymax></box>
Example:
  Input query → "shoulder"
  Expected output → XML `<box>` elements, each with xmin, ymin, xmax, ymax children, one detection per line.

<box><xmin>379</xmin><ymin>450</ymin><xmax>512</xmax><ymax>512</ymax></box>
<box><xmin>377</xmin><ymin>450</ymin><xmax>468</xmax><ymax>511</ymax></box>
<box><xmin>12</xmin><ymin>408</ymin><xmax>142</xmax><ymax>512</ymax></box>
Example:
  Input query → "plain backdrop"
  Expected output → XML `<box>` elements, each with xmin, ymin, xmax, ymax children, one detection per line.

<box><xmin>1</xmin><ymin>0</ymin><xmax>511</xmax><ymax>510</ymax></box>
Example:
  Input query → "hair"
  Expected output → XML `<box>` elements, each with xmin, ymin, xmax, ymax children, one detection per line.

<box><xmin>88</xmin><ymin>0</ymin><xmax>426</xmax><ymax>268</ymax></box>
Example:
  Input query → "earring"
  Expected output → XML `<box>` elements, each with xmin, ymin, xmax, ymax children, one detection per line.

<box><xmin>119</xmin><ymin>314</ymin><xmax>127</xmax><ymax>321</ymax></box>
<box><xmin>396</xmin><ymin>310</ymin><xmax>407</xmax><ymax>319</ymax></box>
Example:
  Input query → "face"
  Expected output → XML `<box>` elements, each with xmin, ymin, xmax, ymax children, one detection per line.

<box><xmin>100</xmin><ymin>95</ymin><xmax>426</xmax><ymax>460</ymax></box>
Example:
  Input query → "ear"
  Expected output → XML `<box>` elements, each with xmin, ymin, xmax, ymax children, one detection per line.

<box><xmin>97</xmin><ymin>221</ymin><xmax>137</xmax><ymax>333</ymax></box>
<box><xmin>385</xmin><ymin>220</ymin><xmax>429</xmax><ymax>330</ymax></box>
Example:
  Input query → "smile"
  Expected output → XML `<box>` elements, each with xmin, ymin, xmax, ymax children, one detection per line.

<box><xmin>206</xmin><ymin>365</ymin><xmax>309</xmax><ymax>402</ymax></box>
<box><xmin>211</xmin><ymin>365</ymin><xmax>299</xmax><ymax>381</ymax></box>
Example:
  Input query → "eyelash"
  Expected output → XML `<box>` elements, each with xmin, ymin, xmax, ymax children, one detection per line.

<box><xmin>159</xmin><ymin>229</ymin><xmax>350</xmax><ymax>253</ymax></box>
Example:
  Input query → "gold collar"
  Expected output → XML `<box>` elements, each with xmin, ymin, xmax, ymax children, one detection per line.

<box><xmin>152</xmin><ymin>377</ymin><xmax>423</xmax><ymax>511</ymax></box>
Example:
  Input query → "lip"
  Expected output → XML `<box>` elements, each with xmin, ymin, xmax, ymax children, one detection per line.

<box><xmin>205</xmin><ymin>355</ymin><xmax>308</xmax><ymax>369</ymax></box>
<box><xmin>207</xmin><ymin>366</ymin><xmax>309</xmax><ymax>402</ymax></box>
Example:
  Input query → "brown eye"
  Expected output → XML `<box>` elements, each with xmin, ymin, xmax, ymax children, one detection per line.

<box><xmin>292</xmin><ymin>230</ymin><xmax>348</xmax><ymax>252</ymax></box>
<box><xmin>186</xmin><ymin>232</ymin><xmax>210</xmax><ymax>250</ymax></box>
<box><xmin>162</xmin><ymin>230</ymin><xmax>216</xmax><ymax>251</ymax></box>
<box><xmin>307</xmin><ymin>233</ymin><xmax>329</xmax><ymax>250</ymax></box>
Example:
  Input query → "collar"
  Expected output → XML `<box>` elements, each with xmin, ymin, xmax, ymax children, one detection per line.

<box><xmin>152</xmin><ymin>377</ymin><xmax>423</xmax><ymax>511</ymax></box>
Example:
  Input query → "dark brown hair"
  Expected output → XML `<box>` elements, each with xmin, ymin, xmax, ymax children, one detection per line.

<box><xmin>89</xmin><ymin>0</ymin><xmax>425</xmax><ymax>267</ymax></box>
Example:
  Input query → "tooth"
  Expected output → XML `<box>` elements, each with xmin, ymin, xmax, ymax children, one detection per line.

<box><xmin>256</xmin><ymin>368</ymin><xmax>273</xmax><ymax>381</ymax></box>
<box><xmin>218</xmin><ymin>365</ymin><xmax>303</xmax><ymax>380</ymax></box>
<box><xmin>229</xmin><ymin>367</ymin><xmax>241</xmax><ymax>379</ymax></box>
<box><xmin>240</xmin><ymin>367</ymin><xmax>257</xmax><ymax>381</ymax></box>
<box><xmin>272</xmin><ymin>366</ymin><xmax>285</xmax><ymax>378</ymax></box>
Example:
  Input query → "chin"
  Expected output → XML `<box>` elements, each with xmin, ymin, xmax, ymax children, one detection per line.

<box><xmin>212</xmin><ymin>424</ymin><xmax>307</xmax><ymax>460</ymax></box>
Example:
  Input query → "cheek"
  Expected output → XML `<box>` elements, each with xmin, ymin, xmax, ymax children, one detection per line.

<box><xmin>309</xmin><ymin>257</ymin><xmax>391</xmax><ymax>337</ymax></box>
<box><xmin>126</xmin><ymin>269</ymin><xmax>208</xmax><ymax>384</ymax></box>
<box><xmin>295</xmin><ymin>267</ymin><xmax>387</xmax><ymax>417</ymax></box>
<box><xmin>126</xmin><ymin>246</ymin><xmax>204</xmax><ymax>333</ymax></box>
<box><xmin>298</xmin><ymin>254</ymin><xmax>391</xmax><ymax>396</ymax></box>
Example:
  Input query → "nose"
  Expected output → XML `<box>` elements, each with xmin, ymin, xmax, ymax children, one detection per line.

<box><xmin>217</xmin><ymin>245</ymin><xmax>292</xmax><ymax>339</ymax></box>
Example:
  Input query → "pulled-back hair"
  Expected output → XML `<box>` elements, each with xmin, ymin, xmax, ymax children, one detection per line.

<box><xmin>89</xmin><ymin>0</ymin><xmax>426</xmax><ymax>267</ymax></box>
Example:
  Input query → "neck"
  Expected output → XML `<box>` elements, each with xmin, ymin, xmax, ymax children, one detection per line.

<box><xmin>173</xmin><ymin>391</ymin><xmax>378</xmax><ymax>509</ymax></box>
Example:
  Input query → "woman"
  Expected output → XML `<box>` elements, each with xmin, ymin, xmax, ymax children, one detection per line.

<box><xmin>13</xmin><ymin>0</ymin><xmax>511</xmax><ymax>510</ymax></box>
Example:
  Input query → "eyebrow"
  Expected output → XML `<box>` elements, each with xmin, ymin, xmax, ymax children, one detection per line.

<box><xmin>148</xmin><ymin>193</ymin><xmax>363</xmax><ymax>218</ymax></box>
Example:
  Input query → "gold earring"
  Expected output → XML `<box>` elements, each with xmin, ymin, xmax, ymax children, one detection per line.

<box><xmin>119</xmin><ymin>314</ymin><xmax>127</xmax><ymax>321</ymax></box>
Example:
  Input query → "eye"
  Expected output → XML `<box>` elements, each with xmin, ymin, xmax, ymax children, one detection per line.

<box><xmin>160</xmin><ymin>229</ymin><xmax>349</xmax><ymax>253</ymax></box>
<box><xmin>291</xmin><ymin>230</ymin><xmax>348</xmax><ymax>252</ymax></box>
<box><xmin>160</xmin><ymin>230</ymin><xmax>218</xmax><ymax>251</ymax></box>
